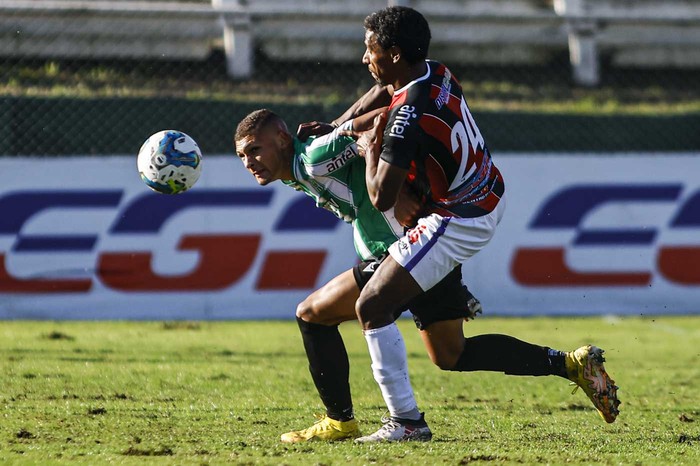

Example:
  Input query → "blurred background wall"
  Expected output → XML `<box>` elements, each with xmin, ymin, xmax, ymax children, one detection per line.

<box><xmin>0</xmin><ymin>0</ymin><xmax>698</xmax><ymax>318</ymax></box>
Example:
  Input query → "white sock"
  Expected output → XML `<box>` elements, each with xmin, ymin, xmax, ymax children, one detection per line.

<box><xmin>363</xmin><ymin>322</ymin><xmax>421</xmax><ymax>421</ymax></box>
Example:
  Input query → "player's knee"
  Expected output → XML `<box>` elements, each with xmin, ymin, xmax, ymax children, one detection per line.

<box><xmin>295</xmin><ymin>299</ymin><xmax>321</xmax><ymax>323</ymax></box>
<box><xmin>431</xmin><ymin>352</ymin><xmax>460</xmax><ymax>371</ymax></box>
<box><xmin>355</xmin><ymin>290</ymin><xmax>390</xmax><ymax>329</ymax></box>
<box><xmin>424</xmin><ymin>340</ymin><xmax>462</xmax><ymax>370</ymax></box>
<box><xmin>354</xmin><ymin>291</ymin><xmax>373</xmax><ymax>323</ymax></box>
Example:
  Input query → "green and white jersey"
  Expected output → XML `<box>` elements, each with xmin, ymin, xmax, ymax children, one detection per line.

<box><xmin>283</xmin><ymin>125</ymin><xmax>404</xmax><ymax>260</ymax></box>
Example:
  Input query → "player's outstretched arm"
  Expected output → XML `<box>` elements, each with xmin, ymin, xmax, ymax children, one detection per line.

<box><xmin>296</xmin><ymin>85</ymin><xmax>392</xmax><ymax>141</ymax></box>
<box><xmin>348</xmin><ymin>106</ymin><xmax>388</xmax><ymax>133</ymax></box>
<box><xmin>296</xmin><ymin>121</ymin><xmax>336</xmax><ymax>142</ymax></box>
<box><xmin>332</xmin><ymin>84</ymin><xmax>392</xmax><ymax>127</ymax></box>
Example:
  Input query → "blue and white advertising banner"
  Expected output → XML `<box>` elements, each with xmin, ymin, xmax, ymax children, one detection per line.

<box><xmin>0</xmin><ymin>156</ymin><xmax>356</xmax><ymax>319</ymax></box>
<box><xmin>0</xmin><ymin>153</ymin><xmax>698</xmax><ymax>319</ymax></box>
<box><xmin>472</xmin><ymin>153</ymin><xmax>700</xmax><ymax>316</ymax></box>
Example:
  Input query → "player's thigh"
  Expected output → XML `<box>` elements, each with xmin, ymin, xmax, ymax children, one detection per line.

<box><xmin>356</xmin><ymin>255</ymin><xmax>423</xmax><ymax>328</ymax></box>
<box><xmin>419</xmin><ymin>318</ymin><xmax>465</xmax><ymax>370</ymax></box>
<box><xmin>297</xmin><ymin>269</ymin><xmax>360</xmax><ymax>325</ymax></box>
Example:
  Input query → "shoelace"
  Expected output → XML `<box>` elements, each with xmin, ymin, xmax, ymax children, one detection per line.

<box><xmin>570</xmin><ymin>381</ymin><xmax>581</xmax><ymax>395</ymax></box>
<box><xmin>373</xmin><ymin>416</ymin><xmax>405</xmax><ymax>437</ymax></box>
<box><xmin>309</xmin><ymin>413</ymin><xmax>335</xmax><ymax>430</ymax></box>
<box><xmin>379</xmin><ymin>416</ymin><xmax>402</xmax><ymax>428</ymax></box>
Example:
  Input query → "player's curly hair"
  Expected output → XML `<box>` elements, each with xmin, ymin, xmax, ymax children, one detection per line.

<box><xmin>235</xmin><ymin>108</ymin><xmax>288</xmax><ymax>142</ymax></box>
<box><xmin>364</xmin><ymin>6</ymin><xmax>431</xmax><ymax>65</ymax></box>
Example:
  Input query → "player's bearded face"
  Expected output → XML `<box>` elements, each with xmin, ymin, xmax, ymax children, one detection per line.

<box><xmin>235</xmin><ymin>129</ymin><xmax>289</xmax><ymax>185</ymax></box>
<box><xmin>363</xmin><ymin>30</ymin><xmax>394</xmax><ymax>86</ymax></box>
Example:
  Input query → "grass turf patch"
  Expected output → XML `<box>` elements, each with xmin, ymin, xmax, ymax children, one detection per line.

<box><xmin>1</xmin><ymin>316</ymin><xmax>699</xmax><ymax>465</ymax></box>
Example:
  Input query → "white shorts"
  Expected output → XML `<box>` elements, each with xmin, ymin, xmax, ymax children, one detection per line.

<box><xmin>388</xmin><ymin>195</ymin><xmax>506</xmax><ymax>291</ymax></box>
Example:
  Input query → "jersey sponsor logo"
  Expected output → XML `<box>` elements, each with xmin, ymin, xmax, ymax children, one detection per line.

<box><xmin>434</xmin><ymin>69</ymin><xmax>452</xmax><ymax>109</ymax></box>
<box><xmin>388</xmin><ymin>105</ymin><xmax>417</xmax><ymax>139</ymax></box>
<box><xmin>325</xmin><ymin>144</ymin><xmax>358</xmax><ymax>173</ymax></box>
<box><xmin>0</xmin><ymin>188</ymin><xmax>340</xmax><ymax>293</ymax></box>
<box><xmin>362</xmin><ymin>261</ymin><xmax>379</xmax><ymax>273</ymax></box>
<box><xmin>511</xmin><ymin>183</ymin><xmax>699</xmax><ymax>286</ymax></box>
<box><xmin>407</xmin><ymin>224</ymin><xmax>428</xmax><ymax>245</ymax></box>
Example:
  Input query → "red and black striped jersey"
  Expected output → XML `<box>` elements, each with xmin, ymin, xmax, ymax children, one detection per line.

<box><xmin>381</xmin><ymin>60</ymin><xmax>505</xmax><ymax>218</ymax></box>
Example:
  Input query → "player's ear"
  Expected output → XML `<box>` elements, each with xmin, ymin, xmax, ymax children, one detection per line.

<box><xmin>277</xmin><ymin>129</ymin><xmax>293</xmax><ymax>149</ymax></box>
<box><xmin>390</xmin><ymin>46</ymin><xmax>401</xmax><ymax>64</ymax></box>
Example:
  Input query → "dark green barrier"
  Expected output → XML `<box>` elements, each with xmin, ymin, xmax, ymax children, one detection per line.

<box><xmin>0</xmin><ymin>97</ymin><xmax>329</xmax><ymax>156</ymax></box>
<box><xmin>1</xmin><ymin>96</ymin><xmax>698</xmax><ymax>155</ymax></box>
<box><xmin>477</xmin><ymin>112</ymin><xmax>700</xmax><ymax>152</ymax></box>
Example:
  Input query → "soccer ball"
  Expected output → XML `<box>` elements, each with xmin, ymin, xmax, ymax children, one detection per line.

<box><xmin>137</xmin><ymin>130</ymin><xmax>202</xmax><ymax>194</ymax></box>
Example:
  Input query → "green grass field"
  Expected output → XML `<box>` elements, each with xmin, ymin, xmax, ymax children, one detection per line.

<box><xmin>1</xmin><ymin>316</ymin><xmax>699</xmax><ymax>465</ymax></box>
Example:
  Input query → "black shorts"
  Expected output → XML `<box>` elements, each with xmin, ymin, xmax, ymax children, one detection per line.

<box><xmin>352</xmin><ymin>255</ymin><xmax>470</xmax><ymax>330</ymax></box>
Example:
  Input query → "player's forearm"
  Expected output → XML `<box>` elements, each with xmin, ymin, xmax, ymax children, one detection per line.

<box><xmin>364</xmin><ymin>144</ymin><xmax>383</xmax><ymax>209</ymax></box>
<box><xmin>364</xmin><ymin>143</ymin><xmax>404</xmax><ymax>212</ymax></box>
<box><xmin>332</xmin><ymin>85</ymin><xmax>392</xmax><ymax>126</ymax></box>
<box><xmin>366</xmin><ymin>161</ymin><xmax>405</xmax><ymax>212</ymax></box>
<box><xmin>360</xmin><ymin>111</ymin><xmax>403</xmax><ymax>211</ymax></box>
<box><xmin>351</xmin><ymin>107</ymin><xmax>388</xmax><ymax>132</ymax></box>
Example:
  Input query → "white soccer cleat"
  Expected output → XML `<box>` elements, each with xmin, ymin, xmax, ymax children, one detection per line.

<box><xmin>355</xmin><ymin>414</ymin><xmax>432</xmax><ymax>443</ymax></box>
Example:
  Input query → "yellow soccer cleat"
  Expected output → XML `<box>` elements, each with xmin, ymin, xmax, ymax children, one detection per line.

<box><xmin>280</xmin><ymin>416</ymin><xmax>360</xmax><ymax>443</ymax></box>
<box><xmin>565</xmin><ymin>345</ymin><xmax>621</xmax><ymax>423</ymax></box>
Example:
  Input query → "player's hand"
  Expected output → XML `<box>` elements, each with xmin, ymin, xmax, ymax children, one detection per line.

<box><xmin>350</xmin><ymin>111</ymin><xmax>387</xmax><ymax>158</ymax></box>
<box><xmin>394</xmin><ymin>183</ymin><xmax>423</xmax><ymax>228</ymax></box>
<box><xmin>296</xmin><ymin>121</ymin><xmax>336</xmax><ymax>142</ymax></box>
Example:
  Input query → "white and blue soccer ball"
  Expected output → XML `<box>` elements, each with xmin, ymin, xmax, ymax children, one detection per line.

<box><xmin>137</xmin><ymin>130</ymin><xmax>202</xmax><ymax>194</ymax></box>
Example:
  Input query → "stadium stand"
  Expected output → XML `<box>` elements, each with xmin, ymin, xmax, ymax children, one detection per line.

<box><xmin>1</xmin><ymin>0</ymin><xmax>699</xmax><ymax>84</ymax></box>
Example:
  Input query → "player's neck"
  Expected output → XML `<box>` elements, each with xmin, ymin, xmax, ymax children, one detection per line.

<box><xmin>393</xmin><ymin>61</ymin><xmax>427</xmax><ymax>90</ymax></box>
<box><xmin>280</xmin><ymin>147</ymin><xmax>295</xmax><ymax>181</ymax></box>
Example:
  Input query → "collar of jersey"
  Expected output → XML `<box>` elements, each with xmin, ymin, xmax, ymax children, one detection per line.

<box><xmin>287</xmin><ymin>138</ymin><xmax>327</xmax><ymax>196</ymax></box>
<box><xmin>392</xmin><ymin>60</ymin><xmax>432</xmax><ymax>95</ymax></box>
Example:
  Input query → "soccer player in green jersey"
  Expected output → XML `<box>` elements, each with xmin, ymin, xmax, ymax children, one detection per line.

<box><xmin>235</xmin><ymin>108</ymin><xmax>481</xmax><ymax>442</ymax></box>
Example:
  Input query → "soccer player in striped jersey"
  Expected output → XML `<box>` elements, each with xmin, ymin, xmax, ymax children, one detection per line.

<box><xmin>339</xmin><ymin>6</ymin><xmax>619</xmax><ymax>442</ymax></box>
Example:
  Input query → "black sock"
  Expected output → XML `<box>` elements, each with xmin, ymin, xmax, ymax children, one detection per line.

<box><xmin>296</xmin><ymin>317</ymin><xmax>354</xmax><ymax>421</ymax></box>
<box><xmin>450</xmin><ymin>334</ymin><xmax>567</xmax><ymax>378</ymax></box>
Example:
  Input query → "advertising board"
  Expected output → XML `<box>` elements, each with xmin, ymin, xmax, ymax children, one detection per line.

<box><xmin>0</xmin><ymin>154</ymin><xmax>697</xmax><ymax>319</ymax></box>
